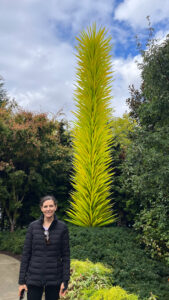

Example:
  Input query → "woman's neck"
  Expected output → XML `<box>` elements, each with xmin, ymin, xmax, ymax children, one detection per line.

<box><xmin>43</xmin><ymin>215</ymin><xmax>54</xmax><ymax>226</ymax></box>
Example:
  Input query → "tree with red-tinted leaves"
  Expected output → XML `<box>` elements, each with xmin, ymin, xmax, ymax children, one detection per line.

<box><xmin>0</xmin><ymin>107</ymin><xmax>72</xmax><ymax>231</ymax></box>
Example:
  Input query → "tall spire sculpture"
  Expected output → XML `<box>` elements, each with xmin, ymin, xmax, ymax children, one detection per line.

<box><xmin>66</xmin><ymin>24</ymin><xmax>116</xmax><ymax>226</ymax></box>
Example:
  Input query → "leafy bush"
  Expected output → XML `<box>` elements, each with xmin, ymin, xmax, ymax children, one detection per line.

<box><xmin>121</xmin><ymin>33</ymin><xmax>169</xmax><ymax>267</ymax></box>
<box><xmin>0</xmin><ymin>229</ymin><xmax>26</xmax><ymax>254</ymax></box>
<box><xmin>90</xmin><ymin>286</ymin><xmax>138</xmax><ymax>300</ymax></box>
<box><xmin>63</xmin><ymin>259</ymin><xmax>138</xmax><ymax>300</ymax></box>
<box><xmin>0</xmin><ymin>225</ymin><xmax>169</xmax><ymax>299</ymax></box>
<box><xmin>69</xmin><ymin>225</ymin><xmax>169</xmax><ymax>300</ymax></box>
<box><xmin>134</xmin><ymin>203</ymin><xmax>169</xmax><ymax>265</ymax></box>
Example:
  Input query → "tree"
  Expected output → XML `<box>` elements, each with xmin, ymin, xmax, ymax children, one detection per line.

<box><xmin>126</xmin><ymin>84</ymin><xmax>146</xmax><ymax>122</ymax></box>
<box><xmin>0</xmin><ymin>76</ymin><xmax>10</xmax><ymax>107</ymax></box>
<box><xmin>111</xmin><ymin>113</ymin><xmax>136</xmax><ymax>148</ymax></box>
<box><xmin>122</xmin><ymin>34</ymin><xmax>169</xmax><ymax>262</ymax></box>
<box><xmin>110</xmin><ymin>114</ymin><xmax>136</xmax><ymax>225</ymax></box>
<box><xmin>0</xmin><ymin>107</ymin><xmax>72</xmax><ymax>231</ymax></box>
<box><xmin>66</xmin><ymin>24</ymin><xmax>116</xmax><ymax>227</ymax></box>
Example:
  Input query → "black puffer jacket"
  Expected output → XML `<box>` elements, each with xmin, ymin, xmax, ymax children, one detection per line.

<box><xmin>19</xmin><ymin>214</ymin><xmax>70</xmax><ymax>287</ymax></box>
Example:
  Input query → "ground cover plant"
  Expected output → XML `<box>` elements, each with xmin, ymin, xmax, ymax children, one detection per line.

<box><xmin>69</xmin><ymin>225</ymin><xmax>169</xmax><ymax>300</ymax></box>
<box><xmin>62</xmin><ymin>259</ymin><xmax>138</xmax><ymax>300</ymax></box>
<box><xmin>0</xmin><ymin>225</ymin><xmax>168</xmax><ymax>299</ymax></box>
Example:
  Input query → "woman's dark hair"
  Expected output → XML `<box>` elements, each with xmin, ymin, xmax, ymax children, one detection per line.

<box><xmin>40</xmin><ymin>195</ymin><xmax>58</xmax><ymax>207</ymax></box>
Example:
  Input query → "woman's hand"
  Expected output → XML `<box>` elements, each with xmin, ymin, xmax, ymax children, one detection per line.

<box><xmin>59</xmin><ymin>282</ymin><xmax>67</xmax><ymax>298</ymax></box>
<box><xmin>18</xmin><ymin>285</ymin><xmax>28</xmax><ymax>297</ymax></box>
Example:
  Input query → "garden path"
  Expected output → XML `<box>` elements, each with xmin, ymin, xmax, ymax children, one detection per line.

<box><xmin>0</xmin><ymin>254</ymin><xmax>45</xmax><ymax>300</ymax></box>
<box><xmin>0</xmin><ymin>253</ymin><xmax>20</xmax><ymax>300</ymax></box>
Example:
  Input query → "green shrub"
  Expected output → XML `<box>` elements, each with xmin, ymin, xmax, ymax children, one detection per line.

<box><xmin>0</xmin><ymin>229</ymin><xmax>26</xmax><ymax>254</ymax></box>
<box><xmin>71</xmin><ymin>259</ymin><xmax>112</xmax><ymax>280</ymax></box>
<box><xmin>90</xmin><ymin>286</ymin><xmax>138</xmax><ymax>300</ymax></box>
<box><xmin>0</xmin><ymin>225</ymin><xmax>169</xmax><ymax>299</ymax></box>
<box><xmin>64</xmin><ymin>259</ymin><xmax>113</xmax><ymax>299</ymax></box>
<box><xmin>134</xmin><ymin>204</ymin><xmax>169</xmax><ymax>265</ymax></box>
<box><xmin>69</xmin><ymin>225</ymin><xmax>169</xmax><ymax>300</ymax></box>
<box><xmin>64</xmin><ymin>260</ymin><xmax>138</xmax><ymax>300</ymax></box>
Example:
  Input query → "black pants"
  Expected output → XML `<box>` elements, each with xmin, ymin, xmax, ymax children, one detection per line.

<box><xmin>27</xmin><ymin>285</ymin><xmax>61</xmax><ymax>300</ymax></box>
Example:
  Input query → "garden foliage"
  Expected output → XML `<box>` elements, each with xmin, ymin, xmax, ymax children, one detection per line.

<box><xmin>90</xmin><ymin>286</ymin><xmax>138</xmax><ymax>300</ymax></box>
<box><xmin>1</xmin><ymin>225</ymin><xmax>168</xmax><ymax>299</ymax></box>
<box><xmin>0</xmin><ymin>102</ymin><xmax>72</xmax><ymax>230</ymax></box>
<box><xmin>64</xmin><ymin>259</ymin><xmax>138</xmax><ymax>300</ymax></box>
<box><xmin>122</xmin><ymin>34</ymin><xmax>169</xmax><ymax>263</ymax></box>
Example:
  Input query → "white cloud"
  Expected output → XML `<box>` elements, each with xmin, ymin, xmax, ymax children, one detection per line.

<box><xmin>1</xmin><ymin>0</ymin><xmax>167</xmax><ymax>121</ymax></box>
<box><xmin>0</xmin><ymin>0</ymin><xmax>116</xmax><ymax>121</ymax></box>
<box><xmin>154</xmin><ymin>29</ymin><xmax>169</xmax><ymax>44</ymax></box>
<box><xmin>115</xmin><ymin>0</ymin><xmax>169</xmax><ymax>29</ymax></box>
<box><xmin>43</xmin><ymin>0</ymin><xmax>115</xmax><ymax>32</ymax></box>
<box><xmin>6</xmin><ymin>41</ymin><xmax>76</xmax><ymax>120</ymax></box>
<box><xmin>112</xmin><ymin>55</ymin><xmax>142</xmax><ymax>116</ymax></box>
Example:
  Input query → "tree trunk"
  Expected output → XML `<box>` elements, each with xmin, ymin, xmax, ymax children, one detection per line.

<box><xmin>9</xmin><ymin>216</ymin><xmax>16</xmax><ymax>232</ymax></box>
<box><xmin>10</xmin><ymin>220</ymin><xmax>15</xmax><ymax>232</ymax></box>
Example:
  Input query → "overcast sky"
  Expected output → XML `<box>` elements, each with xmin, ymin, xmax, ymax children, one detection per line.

<box><xmin>1</xmin><ymin>0</ymin><xmax>169</xmax><ymax>121</ymax></box>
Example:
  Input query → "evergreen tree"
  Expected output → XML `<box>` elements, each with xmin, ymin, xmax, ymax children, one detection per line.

<box><xmin>122</xmin><ymin>34</ymin><xmax>169</xmax><ymax>262</ymax></box>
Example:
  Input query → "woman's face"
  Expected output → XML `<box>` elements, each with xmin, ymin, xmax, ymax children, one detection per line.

<box><xmin>41</xmin><ymin>199</ymin><xmax>57</xmax><ymax>218</ymax></box>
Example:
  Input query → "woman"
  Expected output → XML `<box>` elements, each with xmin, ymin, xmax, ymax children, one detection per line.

<box><xmin>18</xmin><ymin>195</ymin><xmax>70</xmax><ymax>300</ymax></box>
